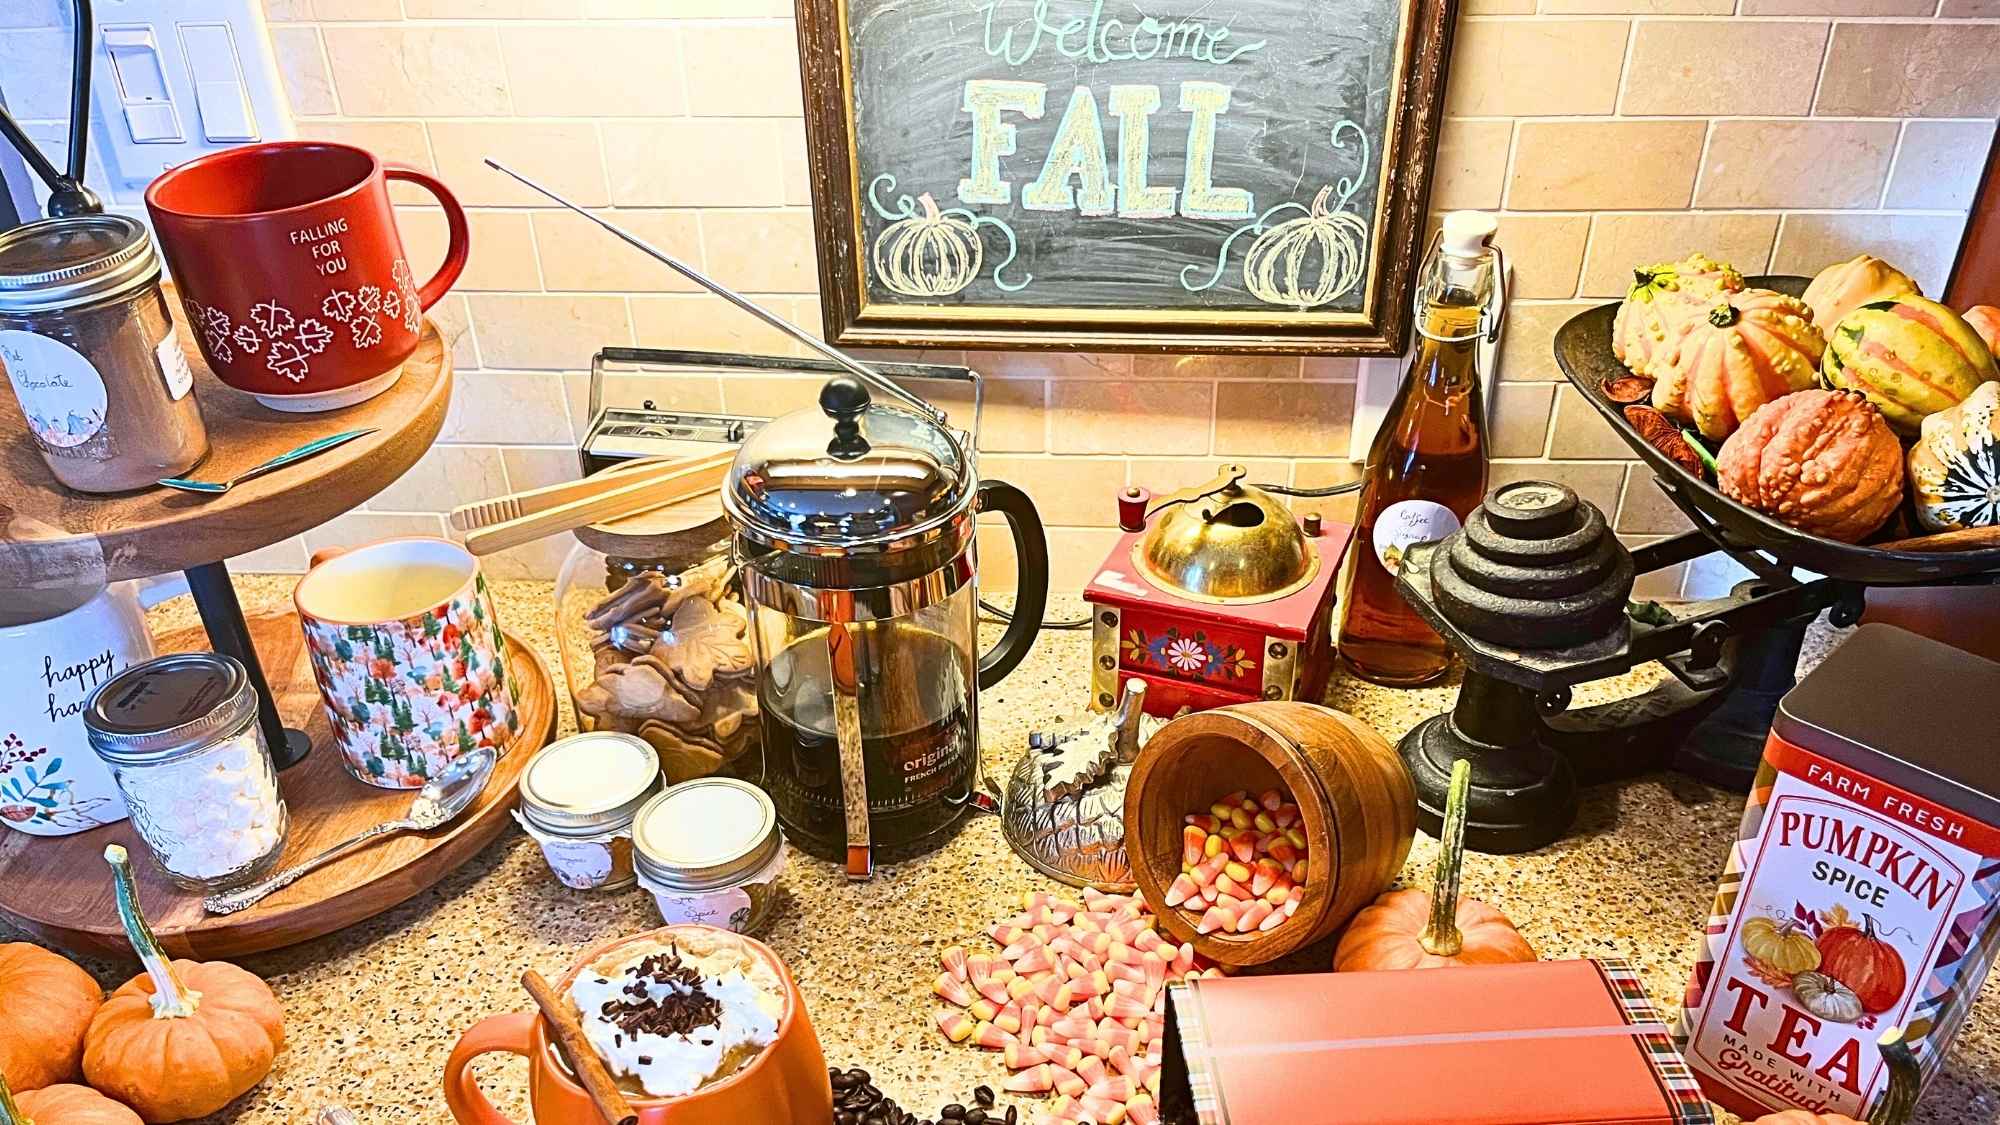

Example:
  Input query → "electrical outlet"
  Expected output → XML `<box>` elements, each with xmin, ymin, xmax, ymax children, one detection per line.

<box><xmin>85</xmin><ymin>0</ymin><xmax>292</xmax><ymax>197</ymax></box>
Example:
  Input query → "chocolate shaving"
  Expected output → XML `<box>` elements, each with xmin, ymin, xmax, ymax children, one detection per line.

<box><xmin>1623</xmin><ymin>405</ymin><xmax>1706</xmax><ymax>477</ymax></box>
<box><xmin>595</xmin><ymin>951</ymin><xmax>724</xmax><ymax>1041</ymax></box>
<box><xmin>1601</xmin><ymin>373</ymin><xmax>1655</xmax><ymax>404</ymax></box>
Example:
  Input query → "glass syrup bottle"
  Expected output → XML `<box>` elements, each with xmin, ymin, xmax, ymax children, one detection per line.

<box><xmin>1337</xmin><ymin>213</ymin><xmax>1500</xmax><ymax>686</ymax></box>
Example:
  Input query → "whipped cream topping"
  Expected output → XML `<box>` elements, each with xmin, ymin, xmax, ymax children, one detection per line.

<box><xmin>569</xmin><ymin>937</ymin><xmax>783</xmax><ymax>1098</ymax></box>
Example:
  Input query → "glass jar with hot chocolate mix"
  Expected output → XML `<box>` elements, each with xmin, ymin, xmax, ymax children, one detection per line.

<box><xmin>513</xmin><ymin>731</ymin><xmax>661</xmax><ymax>892</ymax></box>
<box><xmin>0</xmin><ymin>215</ymin><xmax>207</xmax><ymax>493</ymax></box>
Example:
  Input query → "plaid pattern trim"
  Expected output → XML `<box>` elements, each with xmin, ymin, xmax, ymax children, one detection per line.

<box><xmin>1173</xmin><ymin>982</ymin><xmax>1226</xmax><ymax>1125</ymax></box>
<box><xmin>1597</xmin><ymin>957</ymin><xmax>1716</xmax><ymax>1125</ymax></box>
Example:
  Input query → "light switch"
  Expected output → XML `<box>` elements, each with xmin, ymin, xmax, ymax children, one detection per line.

<box><xmin>103</xmin><ymin>24</ymin><xmax>184</xmax><ymax>144</ymax></box>
<box><xmin>177</xmin><ymin>22</ymin><xmax>258</xmax><ymax>143</ymax></box>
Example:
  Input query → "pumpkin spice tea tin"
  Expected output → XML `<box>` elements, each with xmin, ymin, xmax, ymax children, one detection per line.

<box><xmin>1676</xmin><ymin>624</ymin><xmax>2000</xmax><ymax>1120</ymax></box>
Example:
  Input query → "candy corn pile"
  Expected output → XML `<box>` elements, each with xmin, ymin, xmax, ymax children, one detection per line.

<box><xmin>1163</xmin><ymin>788</ymin><xmax>1308</xmax><ymax>935</ymax></box>
<box><xmin>932</xmin><ymin>887</ymin><xmax>1228</xmax><ymax>1125</ymax></box>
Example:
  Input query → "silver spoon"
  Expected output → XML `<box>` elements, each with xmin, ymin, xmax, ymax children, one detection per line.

<box><xmin>159</xmin><ymin>428</ymin><xmax>378</xmax><ymax>494</ymax></box>
<box><xmin>203</xmin><ymin>746</ymin><xmax>497</xmax><ymax>915</ymax></box>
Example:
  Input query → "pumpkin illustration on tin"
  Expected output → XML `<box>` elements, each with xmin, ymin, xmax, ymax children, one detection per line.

<box><xmin>1816</xmin><ymin>914</ymin><xmax>1907</xmax><ymax>1014</ymax></box>
<box><xmin>872</xmin><ymin>193</ymin><xmax>983</xmax><ymax>299</ymax></box>
<box><xmin>1241</xmin><ymin>185</ymin><xmax>1368</xmax><ymax>310</ymax></box>
<box><xmin>1741</xmin><ymin>915</ymin><xmax>1821</xmax><ymax>978</ymax></box>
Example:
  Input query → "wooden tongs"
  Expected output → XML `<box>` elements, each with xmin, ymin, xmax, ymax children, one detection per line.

<box><xmin>449</xmin><ymin>450</ymin><xmax>732</xmax><ymax>557</ymax></box>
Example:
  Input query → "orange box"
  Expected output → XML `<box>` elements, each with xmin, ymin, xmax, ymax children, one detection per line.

<box><xmin>1160</xmin><ymin>959</ymin><xmax>1713</xmax><ymax>1124</ymax></box>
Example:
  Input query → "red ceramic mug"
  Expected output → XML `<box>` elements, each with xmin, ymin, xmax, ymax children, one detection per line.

<box><xmin>145</xmin><ymin>141</ymin><xmax>467</xmax><ymax>412</ymax></box>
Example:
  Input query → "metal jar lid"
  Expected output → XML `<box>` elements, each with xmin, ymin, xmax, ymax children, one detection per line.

<box><xmin>632</xmin><ymin>777</ymin><xmax>781</xmax><ymax>892</ymax></box>
<box><xmin>517</xmin><ymin>732</ymin><xmax>661</xmax><ymax>837</ymax></box>
<box><xmin>0</xmin><ymin>215</ymin><xmax>162</xmax><ymax>314</ymax></box>
<box><xmin>723</xmin><ymin>376</ymin><xmax>971</xmax><ymax>556</ymax></box>
<box><xmin>84</xmin><ymin>652</ymin><xmax>258</xmax><ymax>766</ymax></box>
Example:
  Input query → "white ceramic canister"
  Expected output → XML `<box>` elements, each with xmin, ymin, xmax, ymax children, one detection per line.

<box><xmin>633</xmin><ymin>777</ymin><xmax>786</xmax><ymax>934</ymax></box>
<box><xmin>513</xmin><ymin>731</ymin><xmax>661</xmax><ymax>891</ymax></box>
<box><xmin>0</xmin><ymin>582</ymin><xmax>152</xmax><ymax>836</ymax></box>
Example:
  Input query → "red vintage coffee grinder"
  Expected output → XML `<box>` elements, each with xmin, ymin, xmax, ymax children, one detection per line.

<box><xmin>1082</xmin><ymin>465</ymin><xmax>1348</xmax><ymax>715</ymax></box>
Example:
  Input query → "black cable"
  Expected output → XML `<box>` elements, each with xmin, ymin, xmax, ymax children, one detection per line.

<box><xmin>1251</xmin><ymin>479</ymin><xmax>1366</xmax><ymax>498</ymax></box>
<box><xmin>67</xmin><ymin>0</ymin><xmax>93</xmax><ymax>187</ymax></box>
<box><xmin>979</xmin><ymin>598</ymin><xmax>1092</xmax><ymax>630</ymax></box>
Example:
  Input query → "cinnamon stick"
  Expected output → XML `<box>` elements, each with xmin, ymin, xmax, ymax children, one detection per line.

<box><xmin>521</xmin><ymin>969</ymin><xmax>639</xmax><ymax>1125</ymax></box>
<box><xmin>1875</xmin><ymin>524</ymin><xmax>2000</xmax><ymax>553</ymax></box>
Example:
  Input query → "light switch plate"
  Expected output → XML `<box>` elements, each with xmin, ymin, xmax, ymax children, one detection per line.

<box><xmin>84</xmin><ymin>0</ymin><xmax>292</xmax><ymax>198</ymax></box>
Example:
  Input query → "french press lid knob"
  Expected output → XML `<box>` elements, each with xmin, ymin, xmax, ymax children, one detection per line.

<box><xmin>820</xmin><ymin>375</ymin><xmax>871</xmax><ymax>460</ymax></box>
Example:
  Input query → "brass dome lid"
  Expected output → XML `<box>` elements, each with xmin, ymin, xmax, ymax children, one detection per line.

<box><xmin>1133</xmin><ymin>465</ymin><xmax>1318</xmax><ymax>603</ymax></box>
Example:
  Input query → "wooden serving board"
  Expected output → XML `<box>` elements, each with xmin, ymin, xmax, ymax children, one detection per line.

<box><xmin>0</xmin><ymin>608</ymin><xmax>555</xmax><ymax>959</ymax></box>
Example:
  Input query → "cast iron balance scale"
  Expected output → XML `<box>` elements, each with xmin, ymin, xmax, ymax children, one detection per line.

<box><xmin>1395</xmin><ymin>276</ymin><xmax>2000</xmax><ymax>854</ymax></box>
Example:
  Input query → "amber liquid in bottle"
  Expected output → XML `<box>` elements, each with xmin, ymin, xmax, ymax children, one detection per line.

<box><xmin>1337</xmin><ymin>243</ymin><xmax>1494</xmax><ymax>687</ymax></box>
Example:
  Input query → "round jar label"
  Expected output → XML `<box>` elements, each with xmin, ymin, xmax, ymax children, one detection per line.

<box><xmin>540</xmin><ymin>839</ymin><xmax>615</xmax><ymax>889</ymax></box>
<box><xmin>1373</xmin><ymin>499</ymin><xmax>1461</xmax><ymax>574</ymax></box>
<box><xmin>0</xmin><ymin>330</ymin><xmax>109</xmax><ymax>449</ymax></box>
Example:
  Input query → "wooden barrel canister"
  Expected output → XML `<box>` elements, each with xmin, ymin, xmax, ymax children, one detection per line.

<box><xmin>1125</xmin><ymin>703</ymin><xmax>1416</xmax><ymax>965</ymax></box>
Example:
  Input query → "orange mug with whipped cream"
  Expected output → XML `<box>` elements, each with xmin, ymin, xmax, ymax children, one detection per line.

<box><xmin>444</xmin><ymin>925</ymin><xmax>832</xmax><ymax>1125</ymax></box>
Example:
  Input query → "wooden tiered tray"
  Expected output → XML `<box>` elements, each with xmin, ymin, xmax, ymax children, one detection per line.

<box><xmin>0</xmin><ymin>608</ymin><xmax>555</xmax><ymax>959</ymax></box>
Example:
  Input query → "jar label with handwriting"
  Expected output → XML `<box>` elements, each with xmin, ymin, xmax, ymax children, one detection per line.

<box><xmin>155</xmin><ymin>329</ymin><xmax>194</xmax><ymax>400</ymax></box>
<box><xmin>539</xmin><ymin>839</ymin><xmax>615</xmax><ymax>889</ymax></box>
<box><xmin>0</xmin><ymin>330</ymin><xmax>109</xmax><ymax>450</ymax></box>
<box><xmin>1373</xmin><ymin>500</ymin><xmax>1460</xmax><ymax>574</ymax></box>
<box><xmin>649</xmin><ymin>885</ymin><xmax>756</xmax><ymax>932</ymax></box>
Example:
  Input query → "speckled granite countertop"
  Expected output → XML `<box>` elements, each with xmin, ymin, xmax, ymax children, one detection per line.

<box><xmin>4</xmin><ymin>578</ymin><xmax>1994</xmax><ymax>1124</ymax></box>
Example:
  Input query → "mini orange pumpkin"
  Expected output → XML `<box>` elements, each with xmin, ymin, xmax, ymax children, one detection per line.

<box><xmin>0</xmin><ymin>1075</ymin><xmax>142</xmax><ymax>1125</ymax></box>
<box><xmin>1332</xmin><ymin>760</ymin><xmax>1537</xmax><ymax>970</ymax></box>
<box><xmin>1746</xmin><ymin>1026</ymin><xmax>1920</xmax><ymax>1125</ymax></box>
<box><xmin>81</xmin><ymin>847</ymin><xmax>284</xmax><ymax>1123</ymax></box>
<box><xmin>0</xmin><ymin>942</ymin><xmax>102</xmax><ymax>1092</ymax></box>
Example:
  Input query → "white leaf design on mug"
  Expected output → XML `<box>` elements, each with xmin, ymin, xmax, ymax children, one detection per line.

<box><xmin>251</xmin><ymin>300</ymin><xmax>295</xmax><ymax>338</ymax></box>
<box><xmin>322</xmin><ymin>290</ymin><xmax>357</xmax><ymax>324</ymax></box>
<box><xmin>232</xmin><ymin>324</ymin><xmax>262</xmax><ymax>354</ymax></box>
<box><xmin>266</xmin><ymin>339</ymin><xmax>310</xmax><ymax>383</ymax></box>
<box><xmin>350</xmin><ymin>315</ymin><xmax>382</xmax><ymax>349</ymax></box>
<box><xmin>295</xmin><ymin>318</ymin><xmax>333</xmax><ymax>355</ymax></box>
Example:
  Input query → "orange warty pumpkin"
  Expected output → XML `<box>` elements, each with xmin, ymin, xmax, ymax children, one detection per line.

<box><xmin>1653</xmin><ymin>289</ymin><xmax>1825</xmax><ymax>441</ymax></box>
<box><xmin>1333</xmin><ymin>760</ymin><xmax>1536</xmax><ymax>971</ymax></box>
<box><xmin>0</xmin><ymin>942</ymin><xmax>102</xmax><ymax>1091</ymax></box>
<box><xmin>1</xmin><ymin>1078</ymin><xmax>143</xmax><ymax>1125</ymax></box>
<box><xmin>81</xmin><ymin>847</ymin><xmax>284</xmax><ymax>1124</ymax></box>
<box><xmin>1716</xmin><ymin>390</ymin><xmax>1904</xmax><ymax>544</ymax></box>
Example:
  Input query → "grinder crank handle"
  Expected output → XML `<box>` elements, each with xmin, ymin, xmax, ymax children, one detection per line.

<box><xmin>977</xmin><ymin>479</ymin><xmax>1048</xmax><ymax>689</ymax></box>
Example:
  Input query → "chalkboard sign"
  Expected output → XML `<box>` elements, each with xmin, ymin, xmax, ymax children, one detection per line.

<box><xmin>795</xmin><ymin>0</ymin><xmax>1456</xmax><ymax>355</ymax></box>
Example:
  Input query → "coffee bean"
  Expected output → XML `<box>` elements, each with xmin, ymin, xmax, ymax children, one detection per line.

<box><xmin>973</xmin><ymin>1087</ymin><xmax>995</xmax><ymax>1108</ymax></box>
<box><xmin>965</xmin><ymin>1111</ymin><xmax>987</xmax><ymax>1125</ymax></box>
<box><xmin>940</xmin><ymin>1106</ymin><xmax>965</xmax><ymax>1120</ymax></box>
<box><xmin>847</xmin><ymin>1068</ymin><xmax>870</xmax><ymax>1084</ymax></box>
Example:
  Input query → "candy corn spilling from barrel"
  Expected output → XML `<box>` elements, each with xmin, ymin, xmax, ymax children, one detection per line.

<box><xmin>1168</xmin><ymin>788</ymin><xmax>1307</xmax><ymax>935</ymax></box>
<box><xmin>933</xmin><ymin>887</ymin><xmax>1228</xmax><ymax>1125</ymax></box>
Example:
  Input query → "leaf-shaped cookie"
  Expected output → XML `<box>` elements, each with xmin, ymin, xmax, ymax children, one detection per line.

<box><xmin>593</xmin><ymin>660</ymin><xmax>699</xmax><ymax>722</ymax></box>
<box><xmin>655</xmin><ymin>595</ymin><xmax>752</xmax><ymax>691</ymax></box>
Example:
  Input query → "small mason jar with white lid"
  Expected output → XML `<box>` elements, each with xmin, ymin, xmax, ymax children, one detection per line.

<box><xmin>633</xmin><ymin>777</ymin><xmax>786</xmax><ymax>934</ymax></box>
<box><xmin>84</xmin><ymin>653</ymin><xmax>287</xmax><ymax>890</ymax></box>
<box><xmin>514</xmin><ymin>731</ymin><xmax>661</xmax><ymax>892</ymax></box>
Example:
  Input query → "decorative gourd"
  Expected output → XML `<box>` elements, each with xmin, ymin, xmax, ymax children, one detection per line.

<box><xmin>0</xmin><ymin>1075</ymin><xmax>143</xmax><ymax>1125</ymax></box>
<box><xmin>1802</xmin><ymin>254</ymin><xmax>1921</xmax><ymax>333</ymax></box>
<box><xmin>0</xmin><ymin>942</ymin><xmax>102</xmax><ymax>1091</ymax></box>
<box><xmin>1791</xmin><ymin>970</ymin><xmax>1864</xmax><ymax>1023</ymax></box>
<box><xmin>1741</xmin><ymin>916</ymin><xmax>1820</xmax><ymax>977</ymax></box>
<box><xmin>1816</xmin><ymin>915</ymin><xmax>1907</xmax><ymax>1014</ymax></box>
<box><xmin>1822</xmin><ymin>294</ymin><xmax>2000</xmax><ymax>435</ymax></box>
<box><xmin>1332</xmin><ymin>760</ymin><xmax>1536</xmax><ymax>971</ymax></box>
<box><xmin>1241</xmin><ymin>186</ymin><xmax>1368</xmax><ymax>309</ymax></box>
<box><xmin>1963</xmin><ymin>305</ymin><xmax>2000</xmax><ymax>355</ymax></box>
<box><xmin>1717</xmin><ymin>390</ymin><xmax>1904</xmax><ymax>544</ymax></box>
<box><xmin>871</xmin><ymin>193</ymin><xmax>983</xmax><ymax>298</ymax></box>
<box><xmin>1749</xmin><ymin>1026</ymin><xmax>1921</xmax><ymax>1125</ymax></box>
<box><xmin>82</xmin><ymin>847</ymin><xmax>284</xmax><ymax>1123</ymax></box>
<box><xmin>1908</xmin><ymin>380</ymin><xmax>2000</xmax><ymax>532</ymax></box>
<box><xmin>1612</xmin><ymin>253</ymin><xmax>1745</xmax><ymax>375</ymax></box>
<box><xmin>1651</xmin><ymin>289</ymin><xmax>1824</xmax><ymax>441</ymax></box>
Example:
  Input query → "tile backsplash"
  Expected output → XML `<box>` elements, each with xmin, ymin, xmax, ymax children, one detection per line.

<box><xmin>2</xmin><ymin>1</ymin><xmax>1993</xmax><ymax>599</ymax></box>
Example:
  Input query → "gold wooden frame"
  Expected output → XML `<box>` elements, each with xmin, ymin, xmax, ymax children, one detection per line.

<box><xmin>794</xmin><ymin>0</ymin><xmax>1458</xmax><ymax>355</ymax></box>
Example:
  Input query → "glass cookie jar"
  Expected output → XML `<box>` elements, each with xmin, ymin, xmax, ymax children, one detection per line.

<box><xmin>553</xmin><ymin>465</ymin><xmax>760</xmax><ymax>787</ymax></box>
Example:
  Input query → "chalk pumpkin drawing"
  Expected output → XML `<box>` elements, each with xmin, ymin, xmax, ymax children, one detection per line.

<box><xmin>868</xmin><ymin>174</ymin><xmax>1029</xmax><ymax>297</ymax></box>
<box><xmin>1185</xmin><ymin>121</ymin><xmax>1372</xmax><ymax>310</ymax></box>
